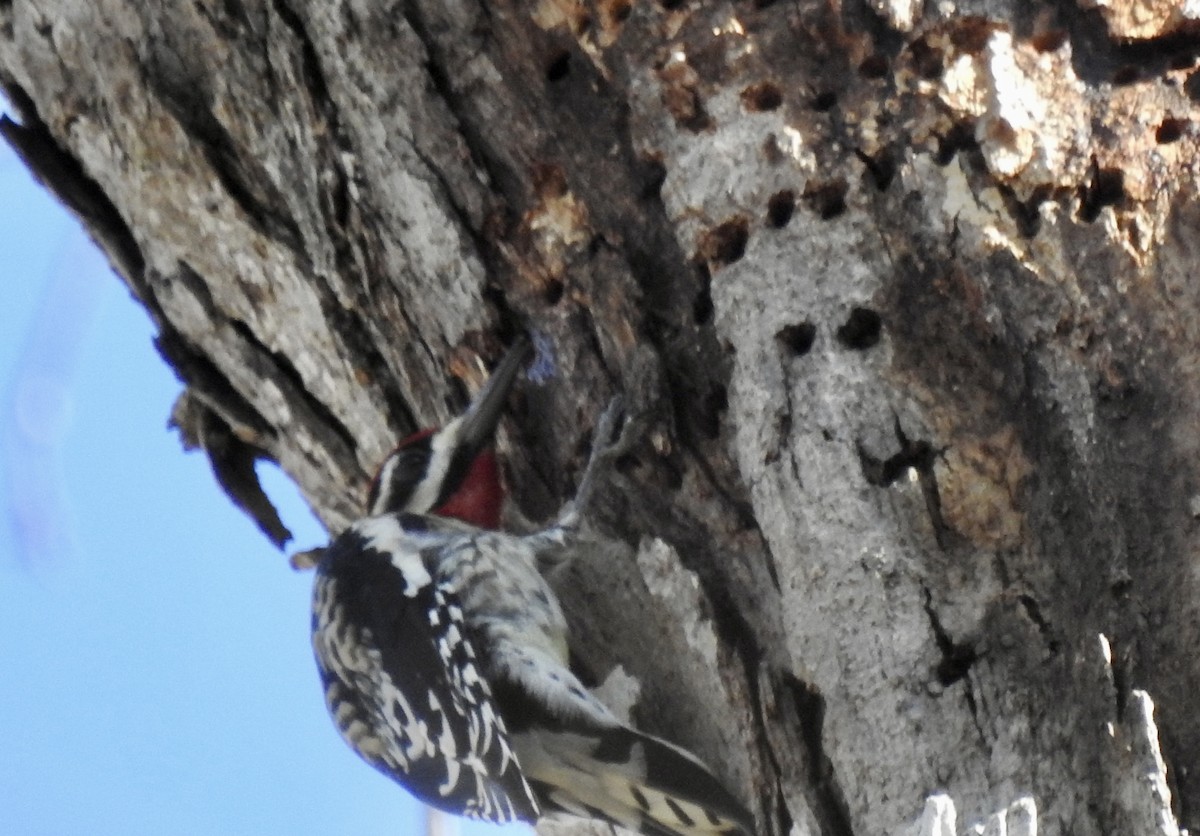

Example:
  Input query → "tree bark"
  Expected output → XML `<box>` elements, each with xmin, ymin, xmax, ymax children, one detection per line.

<box><xmin>3</xmin><ymin>1</ymin><xmax>1198</xmax><ymax>834</ymax></box>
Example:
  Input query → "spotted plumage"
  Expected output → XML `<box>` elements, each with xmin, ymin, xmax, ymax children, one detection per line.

<box><xmin>309</xmin><ymin>340</ymin><xmax>756</xmax><ymax>835</ymax></box>
<box><xmin>313</xmin><ymin>515</ymin><xmax>537</xmax><ymax>823</ymax></box>
<box><xmin>314</xmin><ymin>509</ymin><xmax>755</xmax><ymax>834</ymax></box>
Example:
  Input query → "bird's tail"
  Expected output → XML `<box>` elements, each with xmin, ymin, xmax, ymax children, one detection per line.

<box><xmin>513</xmin><ymin>723</ymin><xmax>755</xmax><ymax>836</ymax></box>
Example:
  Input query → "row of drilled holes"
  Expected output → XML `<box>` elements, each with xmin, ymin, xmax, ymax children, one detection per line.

<box><xmin>691</xmin><ymin>180</ymin><xmax>847</xmax><ymax>278</ymax></box>
<box><xmin>776</xmin><ymin>308</ymin><xmax>883</xmax><ymax>357</ymax></box>
<box><xmin>538</xmin><ymin>25</ymin><xmax>1164</xmax><ymax>236</ymax></box>
<box><xmin>540</xmin><ymin>15</ymin><xmax>1200</xmax><ymax>147</ymax></box>
<box><xmin>745</xmin><ymin>75</ymin><xmax>1192</xmax><ymax>148</ymax></box>
<box><xmin>537</xmin><ymin>23</ymin><xmax>1170</xmax><ymax>322</ymax></box>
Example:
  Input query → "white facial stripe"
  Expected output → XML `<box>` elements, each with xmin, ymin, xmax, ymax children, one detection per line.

<box><xmin>407</xmin><ymin>417</ymin><xmax>463</xmax><ymax>513</ymax></box>
<box><xmin>370</xmin><ymin>454</ymin><xmax>401</xmax><ymax>515</ymax></box>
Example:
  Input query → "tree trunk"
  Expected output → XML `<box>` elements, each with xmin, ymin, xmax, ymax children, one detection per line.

<box><xmin>3</xmin><ymin>1</ymin><xmax>1197</xmax><ymax>834</ymax></box>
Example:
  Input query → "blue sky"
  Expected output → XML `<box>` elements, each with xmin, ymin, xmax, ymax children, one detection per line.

<box><xmin>0</xmin><ymin>104</ymin><xmax>530</xmax><ymax>836</ymax></box>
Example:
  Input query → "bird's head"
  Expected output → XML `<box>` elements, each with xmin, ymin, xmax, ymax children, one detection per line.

<box><xmin>366</xmin><ymin>339</ymin><xmax>529</xmax><ymax>529</ymax></box>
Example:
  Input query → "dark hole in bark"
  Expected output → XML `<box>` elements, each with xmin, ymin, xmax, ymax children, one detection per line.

<box><xmin>858</xmin><ymin>54</ymin><xmax>888</xmax><ymax>78</ymax></box>
<box><xmin>545</xmin><ymin>50</ymin><xmax>571</xmax><ymax>82</ymax></box>
<box><xmin>935</xmin><ymin>122</ymin><xmax>978</xmax><ymax>165</ymax></box>
<box><xmin>776</xmin><ymin>322</ymin><xmax>816</xmax><ymax>356</ymax></box>
<box><xmin>836</xmin><ymin>307</ymin><xmax>882</xmax><ymax>349</ymax></box>
<box><xmin>855</xmin><ymin>148</ymin><xmax>896</xmax><ymax>191</ymax></box>
<box><xmin>1012</xmin><ymin>184</ymin><xmax>1052</xmax><ymax>238</ymax></box>
<box><xmin>1078</xmin><ymin>166</ymin><xmax>1125</xmax><ymax>222</ymax></box>
<box><xmin>741</xmin><ymin>81</ymin><xmax>783</xmax><ymax>111</ymax></box>
<box><xmin>1186</xmin><ymin>70</ymin><xmax>1200</xmax><ymax>102</ymax></box>
<box><xmin>1169</xmin><ymin>52</ymin><xmax>1196</xmax><ymax>71</ymax></box>
<box><xmin>762</xmin><ymin>134</ymin><xmax>785</xmax><ymax>164</ymax></box>
<box><xmin>766</xmin><ymin>189</ymin><xmax>795</xmax><ymax>228</ymax></box>
<box><xmin>1156</xmin><ymin>118</ymin><xmax>1188</xmax><ymax>144</ymax></box>
<box><xmin>812</xmin><ymin>90</ymin><xmax>838</xmax><ymax>111</ymax></box>
<box><xmin>950</xmin><ymin>17</ymin><xmax>996</xmax><ymax>54</ymax></box>
<box><xmin>910</xmin><ymin>38</ymin><xmax>945</xmax><ymax>80</ymax></box>
<box><xmin>693</xmin><ymin>282</ymin><xmax>714</xmax><ymax>325</ymax></box>
<box><xmin>697</xmin><ymin>217</ymin><xmax>750</xmax><ymax>266</ymax></box>
<box><xmin>1030</xmin><ymin>29</ymin><xmax>1068</xmax><ymax>52</ymax></box>
<box><xmin>637</xmin><ymin>157</ymin><xmax>667</xmax><ymax>200</ymax></box>
<box><xmin>1113</xmin><ymin>64</ymin><xmax>1139</xmax><ymax>85</ymax></box>
<box><xmin>803</xmin><ymin>178</ymin><xmax>848</xmax><ymax>219</ymax></box>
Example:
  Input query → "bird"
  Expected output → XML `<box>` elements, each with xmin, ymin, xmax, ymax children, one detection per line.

<box><xmin>309</xmin><ymin>337</ymin><xmax>756</xmax><ymax>835</ymax></box>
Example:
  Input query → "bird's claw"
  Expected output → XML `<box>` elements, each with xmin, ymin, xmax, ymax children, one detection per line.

<box><xmin>561</xmin><ymin>396</ymin><xmax>638</xmax><ymax>530</ymax></box>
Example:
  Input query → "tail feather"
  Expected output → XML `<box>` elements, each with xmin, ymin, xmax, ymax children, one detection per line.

<box><xmin>513</xmin><ymin>725</ymin><xmax>755</xmax><ymax>836</ymax></box>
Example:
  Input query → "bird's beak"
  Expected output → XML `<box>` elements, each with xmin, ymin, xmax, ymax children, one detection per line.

<box><xmin>455</xmin><ymin>335</ymin><xmax>532</xmax><ymax>453</ymax></box>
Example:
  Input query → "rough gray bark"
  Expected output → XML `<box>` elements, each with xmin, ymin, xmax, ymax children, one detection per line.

<box><xmin>2</xmin><ymin>1</ymin><xmax>1198</xmax><ymax>834</ymax></box>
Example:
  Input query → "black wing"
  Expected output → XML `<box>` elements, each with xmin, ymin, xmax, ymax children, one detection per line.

<box><xmin>311</xmin><ymin>516</ymin><xmax>538</xmax><ymax>823</ymax></box>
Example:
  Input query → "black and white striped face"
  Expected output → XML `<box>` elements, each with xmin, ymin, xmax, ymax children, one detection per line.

<box><xmin>312</xmin><ymin>515</ymin><xmax>539</xmax><ymax>823</ymax></box>
<box><xmin>367</xmin><ymin>418</ymin><xmax>477</xmax><ymax>517</ymax></box>
<box><xmin>366</xmin><ymin>432</ymin><xmax>433</xmax><ymax>515</ymax></box>
<box><xmin>365</xmin><ymin>337</ymin><xmax>531</xmax><ymax>520</ymax></box>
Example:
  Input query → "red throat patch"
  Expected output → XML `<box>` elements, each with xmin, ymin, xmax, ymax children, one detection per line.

<box><xmin>435</xmin><ymin>450</ymin><xmax>503</xmax><ymax>530</ymax></box>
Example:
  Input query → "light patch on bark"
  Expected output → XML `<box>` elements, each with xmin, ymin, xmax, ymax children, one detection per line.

<box><xmin>1077</xmin><ymin>0</ymin><xmax>1200</xmax><ymax>39</ymax></box>
<box><xmin>934</xmin><ymin>427</ymin><xmax>1031</xmax><ymax>550</ymax></box>
<box><xmin>636</xmin><ymin>537</ymin><xmax>721</xmax><ymax>671</ymax></box>
<box><xmin>590</xmin><ymin>664</ymin><xmax>641</xmax><ymax>726</ymax></box>
<box><xmin>1115</xmin><ymin>691</ymin><xmax>1183</xmax><ymax>836</ymax></box>
<box><xmin>972</xmin><ymin>796</ymin><xmax>1037</xmax><ymax>836</ymax></box>
<box><xmin>908</xmin><ymin>794</ymin><xmax>1040</xmax><ymax>836</ymax></box>
<box><xmin>869</xmin><ymin>0</ymin><xmax>922</xmax><ymax>32</ymax></box>
<box><xmin>906</xmin><ymin>794</ymin><xmax>958</xmax><ymax>836</ymax></box>
<box><xmin>933</xmin><ymin>31</ymin><xmax>1089</xmax><ymax>190</ymax></box>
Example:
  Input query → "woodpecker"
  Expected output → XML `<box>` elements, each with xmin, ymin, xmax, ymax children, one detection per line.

<box><xmin>364</xmin><ymin>336</ymin><xmax>529</xmax><ymax>527</ymax></box>
<box><xmin>310</xmin><ymin>341</ymin><xmax>756</xmax><ymax>835</ymax></box>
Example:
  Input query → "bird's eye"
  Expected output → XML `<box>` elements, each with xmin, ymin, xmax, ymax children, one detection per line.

<box><xmin>368</xmin><ymin>439</ymin><xmax>434</xmax><ymax>514</ymax></box>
